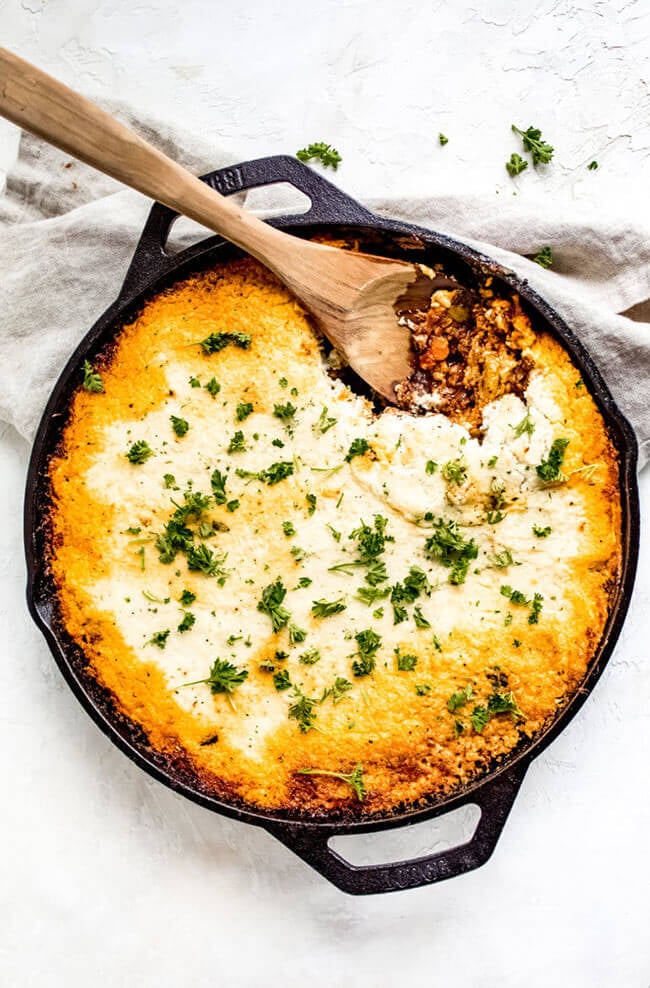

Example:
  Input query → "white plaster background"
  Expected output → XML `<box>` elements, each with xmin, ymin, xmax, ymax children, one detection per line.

<box><xmin>1</xmin><ymin>1</ymin><xmax>649</xmax><ymax>985</ymax></box>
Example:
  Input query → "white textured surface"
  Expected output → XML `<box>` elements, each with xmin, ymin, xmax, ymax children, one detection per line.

<box><xmin>1</xmin><ymin>3</ymin><xmax>649</xmax><ymax>985</ymax></box>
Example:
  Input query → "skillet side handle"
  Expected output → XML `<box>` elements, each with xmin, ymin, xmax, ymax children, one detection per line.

<box><xmin>264</xmin><ymin>762</ymin><xmax>528</xmax><ymax>896</ymax></box>
<box><xmin>119</xmin><ymin>154</ymin><xmax>375</xmax><ymax>298</ymax></box>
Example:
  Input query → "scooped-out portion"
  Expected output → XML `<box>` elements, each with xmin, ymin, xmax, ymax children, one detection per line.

<box><xmin>45</xmin><ymin>250</ymin><xmax>622</xmax><ymax>820</ymax></box>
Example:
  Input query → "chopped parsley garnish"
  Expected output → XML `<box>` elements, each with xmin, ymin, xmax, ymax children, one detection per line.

<box><xmin>532</xmin><ymin>246</ymin><xmax>554</xmax><ymax>269</ymax></box>
<box><xmin>170</xmin><ymin>415</ymin><xmax>189</xmax><ymax>437</ymax></box>
<box><xmin>311</xmin><ymin>597</ymin><xmax>347</xmax><ymax>618</ymax></box>
<box><xmin>506</xmin><ymin>152</ymin><xmax>528</xmax><ymax>177</ymax></box>
<box><xmin>179</xmin><ymin>589</ymin><xmax>196</xmax><ymax>606</ymax></box>
<box><xmin>228</xmin><ymin>430</ymin><xmax>247</xmax><ymax>453</ymax></box>
<box><xmin>82</xmin><ymin>359</ymin><xmax>103</xmax><ymax>393</ymax></box>
<box><xmin>189</xmin><ymin>375</ymin><xmax>201</xmax><ymax>388</ymax></box>
<box><xmin>257</xmin><ymin>578</ymin><xmax>291</xmax><ymax>632</ymax></box>
<box><xmin>533</xmin><ymin>525</ymin><xmax>551</xmax><ymax>538</ymax></box>
<box><xmin>148</xmin><ymin>630</ymin><xmax>170</xmax><ymax>649</ymax></box>
<box><xmin>326</xmin><ymin>523</ymin><xmax>341</xmax><ymax>542</ymax></box>
<box><xmin>425</xmin><ymin>460</ymin><xmax>438</xmax><ymax>475</ymax></box>
<box><xmin>236</xmin><ymin>401</ymin><xmax>254</xmax><ymax>421</ymax></box>
<box><xmin>315</xmin><ymin>406</ymin><xmax>337</xmax><ymax>434</ymax></box>
<box><xmin>126</xmin><ymin>440</ymin><xmax>154</xmax><ymax>464</ymax></box>
<box><xmin>490</xmin><ymin>548</ymin><xmax>515</xmax><ymax>569</ymax></box>
<box><xmin>226</xmin><ymin>499</ymin><xmax>239</xmax><ymax>512</ymax></box>
<box><xmin>199</xmin><ymin>331</ymin><xmax>252</xmax><ymax>354</ymax></box>
<box><xmin>415</xmin><ymin>683</ymin><xmax>432</xmax><ymax>696</ymax></box>
<box><xmin>273</xmin><ymin>669</ymin><xmax>292</xmax><ymax>691</ymax></box>
<box><xmin>288</xmin><ymin>622</ymin><xmax>307</xmax><ymax>644</ymax></box>
<box><xmin>487</xmin><ymin>455</ymin><xmax>498</xmax><ymax>468</ymax></box>
<box><xmin>282</xmin><ymin>521</ymin><xmax>296</xmax><ymax>537</ymax></box>
<box><xmin>210</xmin><ymin>469</ymin><xmax>228</xmax><ymax>504</ymax></box>
<box><xmin>181</xmin><ymin>657</ymin><xmax>248</xmax><ymax>695</ymax></box>
<box><xmin>278</xmin><ymin>377</ymin><xmax>288</xmax><ymax>388</ymax></box>
<box><xmin>288</xmin><ymin>687</ymin><xmax>319</xmax><ymax>732</ymax></box>
<box><xmin>273</xmin><ymin>402</ymin><xmax>297</xmax><ymax>424</ymax></box>
<box><xmin>511</xmin><ymin>124</ymin><xmax>554</xmax><ymax>165</ymax></box>
<box><xmin>321</xmin><ymin>677</ymin><xmax>353</xmax><ymax>704</ymax></box>
<box><xmin>395</xmin><ymin>647</ymin><xmax>418</xmax><ymax>671</ymax></box>
<box><xmin>272</xmin><ymin>438</ymin><xmax>285</xmax><ymax>448</ymax></box>
<box><xmin>512</xmin><ymin>411</ymin><xmax>535</xmax><ymax>437</ymax></box>
<box><xmin>441</xmin><ymin>458</ymin><xmax>468</xmax><ymax>486</ymax></box>
<box><xmin>413</xmin><ymin>606</ymin><xmax>431</xmax><ymax>629</ymax></box>
<box><xmin>297</xmin><ymin>763</ymin><xmax>365</xmax><ymax>801</ymax></box>
<box><xmin>352</xmin><ymin>629</ymin><xmax>382</xmax><ymax>677</ymax></box>
<box><xmin>299</xmin><ymin>647</ymin><xmax>321</xmax><ymax>665</ymax></box>
<box><xmin>350</xmin><ymin>514</ymin><xmax>393</xmax><ymax>562</ymax></box>
<box><xmin>528</xmin><ymin>593</ymin><xmax>544</xmax><ymax>624</ymax></box>
<box><xmin>470</xmin><ymin>705</ymin><xmax>491</xmax><ymax>733</ymax></box>
<box><xmin>356</xmin><ymin>585</ymin><xmax>390</xmax><ymax>606</ymax></box>
<box><xmin>296</xmin><ymin>577</ymin><xmax>312</xmax><ymax>589</ymax></box>
<box><xmin>163</xmin><ymin>473</ymin><xmax>178</xmax><ymax>489</ymax></box>
<box><xmin>185</xmin><ymin>543</ymin><xmax>227</xmax><ymax>578</ymax></box>
<box><xmin>205</xmin><ymin>377</ymin><xmax>221</xmax><ymax>397</ymax></box>
<box><xmin>500</xmin><ymin>584</ymin><xmax>528</xmax><ymax>605</ymax></box>
<box><xmin>306</xmin><ymin>493</ymin><xmax>317</xmax><ymax>515</ymax></box>
<box><xmin>536</xmin><ymin>438</ymin><xmax>569</xmax><ymax>482</ymax></box>
<box><xmin>177</xmin><ymin>612</ymin><xmax>195</xmax><ymax>633</ymax></box>
<box><xmin>588</xmin><ymin>160</ymin><xmax>598</xmax><ymax>170</ymax></box>
<box><xmin>345</xmin><ymin>437</ymin><xmax>370</xmax><ymax>462</ymax></box>
<box><xmin>237</xmin><ymin>461</ymin><xmax>294</xmax><ymax>486</ymax></box>
<box><xmin>447</xmin><ymin>684</ymin><xmax>473</xmax><ymax>712</ymax></box>
<box><xmin>296</xmin><ymin>142</ymin><xmax>342</xmax><ymax>169</ymax></box>
<box><xmin>424</xmin><ymin>517</ymin><xmax>478</xmax><ymax>585</ymax></box>
<box><xmin>438</xmin><ymin>132</ymin><xmax>449</xmax><ymax>146</ymax></box>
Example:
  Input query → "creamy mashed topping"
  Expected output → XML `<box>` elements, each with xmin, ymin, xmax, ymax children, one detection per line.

<box><xmin>47</xmin><ymin>257</ymin><xmax>622</xmax><ymax>817</ymax></box>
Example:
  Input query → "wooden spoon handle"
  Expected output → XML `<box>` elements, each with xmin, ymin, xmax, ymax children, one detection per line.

<box><xmin>0</xmin><ymin>47</ymin><xmax>288</xmax><ymax>264</ymax></box>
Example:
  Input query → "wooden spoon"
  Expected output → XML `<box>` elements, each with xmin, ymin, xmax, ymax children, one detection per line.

<box><xmin>0</xmin><ymin>47</ymin><xmax>444</xmax><ymax>401</ymax></box>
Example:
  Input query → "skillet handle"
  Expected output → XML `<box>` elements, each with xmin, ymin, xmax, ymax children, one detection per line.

<box><xmin>119</xmin><ymin>154</ymin><xmax>375</xmax><ymax>298</ymax></box>
<box><xmin>263</xmin><ymin>762</ymin><xmax>528</xmax><ymax>895</ymax></box>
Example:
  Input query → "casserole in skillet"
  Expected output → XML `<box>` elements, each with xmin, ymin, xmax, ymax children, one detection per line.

<box><xmin>27</xmin><ymin>157</ymin><xmax>638</xmax><ymax>892</ymax></box>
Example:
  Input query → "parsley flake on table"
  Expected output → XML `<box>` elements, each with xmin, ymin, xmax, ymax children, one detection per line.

<box><xmin>82</xmin><ymin>359</ymin><xmax>103</xmax><ymax>393</ymax></box>
<box><xmin>532</xmin><ymin>246</ymin><xmax>554</xmax><ymax>269</ymax></box>
<box><xmin>506</xmin><ymin>152</ymin><xmax>528</xmax><ymax>177</ymax></box>
<box><xmin>438</xmin><ymin>132</ymin><xmax>449</xmax><ymax>146</ymax></box>
<box><xmin>296</xmin><ymin>142</ymin><xmax>342</xmax><ymax>169</ymax></box>
<box><xmin>511</xmin><ymin>124</ymin><xmax>554</xmax><ymax>165</ymax></box>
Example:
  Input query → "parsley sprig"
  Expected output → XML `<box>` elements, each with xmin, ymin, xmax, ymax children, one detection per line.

<box><xmin>297</xmin><ymin>763</ymin><xmax>365</xmax><ymax>801</ymax></box>
<box><xmin>512</xmin><ymin>124</ymin><xmax>554</xmax><ymax>165</ymax></box>
<box><xmin>296</xmin><ymin>142</ymin><xmax>342</xmax><ymax>169</ymax></box>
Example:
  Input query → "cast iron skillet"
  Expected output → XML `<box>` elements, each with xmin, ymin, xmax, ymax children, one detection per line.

<box><xmin>24</xmin><ymin>156</ymin><xmax>639</xmax><ymax>895</ymax></box>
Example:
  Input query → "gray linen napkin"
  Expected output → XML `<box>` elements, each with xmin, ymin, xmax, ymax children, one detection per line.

<box><xmin>1</xmin><ymin>104</ymin><xmax>649</xmax><ymax>468</ymax></box>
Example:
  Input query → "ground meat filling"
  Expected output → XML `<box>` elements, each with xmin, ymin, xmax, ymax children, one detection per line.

<box><xmin>396</xmin><ymin>281</ymin><xmax>536</xmax><ymax>432</ymax></box>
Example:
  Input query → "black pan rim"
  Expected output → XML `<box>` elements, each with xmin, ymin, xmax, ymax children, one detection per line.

<box><xmin>24</xmin><ymin>206</ymin><xmax>640</xmax><ymax>836</ymax></box>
